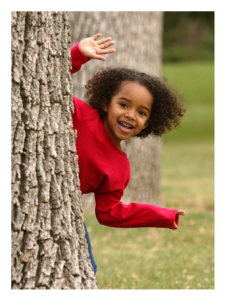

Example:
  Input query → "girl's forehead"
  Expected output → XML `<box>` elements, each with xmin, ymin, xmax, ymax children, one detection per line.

<box><xmin>119</xmin><ymin>81</ymin><xmax>135</xmax><ymax>89</ymax></box>
<box><xmin>118</xmin><ymin>81</ymin><xmax>152</xmax><ymax>96</ymax></box>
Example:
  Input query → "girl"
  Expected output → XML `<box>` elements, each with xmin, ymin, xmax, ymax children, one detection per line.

<box><xmin>71</xmin><ymin>33</ymin><xmax>186</xmax><ymax>275</ymax></box>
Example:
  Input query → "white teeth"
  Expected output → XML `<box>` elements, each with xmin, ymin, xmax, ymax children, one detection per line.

<box><xmin>120</xmin><ymin>122</ymin><xmax>132</xmax><ymax>128</ymax></box>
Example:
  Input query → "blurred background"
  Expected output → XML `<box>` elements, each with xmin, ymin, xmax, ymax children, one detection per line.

<box><xmin>70</xmin><ymin>12</ymin><xmax>214</xmax><ymax>289</ymax></box>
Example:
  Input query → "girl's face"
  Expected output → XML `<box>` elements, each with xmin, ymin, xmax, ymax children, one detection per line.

<box><xmin>103</xmin><ymin>81</ymin><xmax>154</xmax><ymax>150</ymax></box>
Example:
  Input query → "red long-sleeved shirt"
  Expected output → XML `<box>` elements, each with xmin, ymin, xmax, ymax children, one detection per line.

<box><xmin>71</xmin><ymin>42</ymin><xmax>179</xmax><ymax>229</ymax></box>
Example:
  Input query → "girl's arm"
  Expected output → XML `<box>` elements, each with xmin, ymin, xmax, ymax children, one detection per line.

<box><xmin>95</xmin><ymin>192</ymin><xmax>185</xmax><ymax>230</ymax></box>
<box><xmin>71</xmin><ymin>33</ymin><xmax>115</xmax><ymax>74</ymax></box>
<box><xmin>71</xmin><ymin>42</ymin><xmax>90</xmax><ymax>74</ymax></box>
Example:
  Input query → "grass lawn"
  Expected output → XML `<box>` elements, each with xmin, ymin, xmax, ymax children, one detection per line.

<box><xmin>84</xmin><ymin>210</ymin><xmax>214</xmax><ymax>289</ymax></box>
<box><xmin>83</xmin><ymin>61</ymin><xmax>214</xmax><ymax>289</ymax></box>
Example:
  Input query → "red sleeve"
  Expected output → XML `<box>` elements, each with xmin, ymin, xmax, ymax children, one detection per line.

<box><xmin>95</xmin><ymin>192</ymin><xmax>179</xmax><ymax>230</ymax></box>
<box><xmin>71</xmin><ymin>41</ymin><xmax>91</xmax><ymax>74</ymax></box>
<box><xmin>72</xmin><ymin>95</ymin><xmax>98</xmax><ymax>130</ymax></box>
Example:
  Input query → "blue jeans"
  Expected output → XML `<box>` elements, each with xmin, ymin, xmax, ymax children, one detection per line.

<box><xmin>84</xmin><ymin>223</ymin><xmax>97</xmax><ymax>274</ymax></box>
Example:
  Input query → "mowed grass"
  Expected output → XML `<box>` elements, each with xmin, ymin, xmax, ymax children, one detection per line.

<box><xmin>161</xmin><ymin>61</ymin><xmax>214</xmax><ymax>211</ymax></box>
<box><xmin>84</xmin><ymin>211</ymin><xmax>214</xmax><ymax>289</ymax></box>
<box><xmin>162</xmin><ymin>61</ymin><xmax>214</xmax><ymax>144</ymax></box>
<box><xmin>83</xmin><ymin>61</ymin><xmax>214</xmax><ymax>289</ymax></box>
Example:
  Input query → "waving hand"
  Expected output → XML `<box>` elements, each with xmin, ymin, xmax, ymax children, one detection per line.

<box><xmin>78</xmin><ymin>33</ymin><xmax>116</xmax><ymax>61</ymax></box>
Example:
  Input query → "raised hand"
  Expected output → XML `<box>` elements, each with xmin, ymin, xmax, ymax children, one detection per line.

<box><xmin>173</xmin><ymin>210</ymin><xmax>185</xmax><ymax>229</ymax></box>
<box><xmin>78</xmin><ymin>33</ymin><xmax>116</xmax><ymax>61</ymax></box>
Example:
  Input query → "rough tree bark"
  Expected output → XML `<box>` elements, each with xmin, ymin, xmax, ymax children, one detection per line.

<box><xmin>11</xmin><ymin>11</ymin><xmax>98</xmax><ymax>289</ymax></box>
<box><xmin>69</xmin><ymin>11</ymin><xmax>163</xmax><ymax>211</ymax></box>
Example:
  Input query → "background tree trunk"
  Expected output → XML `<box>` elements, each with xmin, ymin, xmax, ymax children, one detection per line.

<box><xmin>69</xmin><ymin>11</ymin><xmax>163</xmax><ymax>211</ymax></box>
<box><xmin>11</xmin><ymin>11</ymin><xmax>98</xmax><ymax>289</ymax></box>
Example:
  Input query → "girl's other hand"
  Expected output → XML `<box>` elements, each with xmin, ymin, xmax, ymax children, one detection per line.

<box><xmin>78</xmin><ymin>33</ymin><xmax>116</xmax><ymax>61</ymax></box>
<box><xmin>173</xmin><ymin>210</ymin><xmax>186</xmax><ymax>229</ymax></box>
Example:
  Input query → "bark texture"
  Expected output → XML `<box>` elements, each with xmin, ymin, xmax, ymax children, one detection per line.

<box><xmin>11</xmin><ymin>11</ymin><xmax>98</xmax><ymax>289</ymax></box>
<box><xmin>69</xmin><ymin>11</ymin><xmax>163</xmax><ymax>210</ymax></box>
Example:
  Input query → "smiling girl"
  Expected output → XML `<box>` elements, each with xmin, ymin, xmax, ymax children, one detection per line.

<box><xmin>71</xmin><ymin>33</ymin><xmax>186</xmax><ymax>275</ymax></box>
<box><xmin>103</xmin><ymin>81</ymin><xmax>154</xmax><ymax>150</ymax></box>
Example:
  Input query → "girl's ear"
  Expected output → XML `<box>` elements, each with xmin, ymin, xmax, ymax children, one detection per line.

<box><xmin>143</xmin><ymin>119</ymin><xmax>152</xmax><ymax>129</ymax></box>
<box><xmin>102</xmin><ymin>97</ymin><xmax>108</xmax><ymax>112</ymax></box>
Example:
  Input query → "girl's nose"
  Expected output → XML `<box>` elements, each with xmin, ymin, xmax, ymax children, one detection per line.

<box><xmin>125</xmin><ymin>111</ymin><xmax>136</xmax><ymax>120</ymax></box>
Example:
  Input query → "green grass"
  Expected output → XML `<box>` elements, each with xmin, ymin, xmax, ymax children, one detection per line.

<box><xmin>162</xmin><ymin>61</ymin><xmax>214</xmax><ymax>144</ymax></box>
<box><xmin>163</xmin><ymin>45</ymin><xmax>214</xmax><ymax>63</ymax></box>
<box><xmin>161</xmin><ymin>61</ymin><xmax>214</xmax><ymax>211</ymax></box>
<box><xmin>161</xmin><ymin>143</ymin><xmax>214</xmax><ymax>211</ymax></box>
<box><xmin>83</xmin><ymin>61</ymin><xmax>214</xmax><ymax>289</ymax></box>
<box><xmin>84</xmin><ymin>210</ymin><xmax>214</xmax><ymax>289</ymax></box>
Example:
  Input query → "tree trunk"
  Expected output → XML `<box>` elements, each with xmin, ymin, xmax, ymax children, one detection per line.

<box><xmin>69</xmin><ymin>11</ymin><xmax>163</xmax><ymax>210</ymax></box>
<box><xmin>11</xmin><ymin>11</ymin><xmax>98</xmax><ymax>289</ymax></box>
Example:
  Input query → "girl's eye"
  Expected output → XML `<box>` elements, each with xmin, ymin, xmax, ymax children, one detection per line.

<box><xmin>120</xmin><ymin>103</ymin><xmax>127</xmax><ymax>108</ymax></box>
<box><xmin>139</xmin><ymin>111</ymin><xmax>146</xmax><ymax>116</ymax></box>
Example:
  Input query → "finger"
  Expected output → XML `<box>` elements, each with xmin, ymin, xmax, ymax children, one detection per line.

<box><xmin>177</xmin><ymin>210</ymin><xmax>186</xmax><ymax>216</ymax></box>
<box><xmin>173</xmin><ymin>221</ymin><xmax>178</xmax><ymax>229</ymax></box>
<box><xmin>98</xmin><ymin>49</ymin><xmax>116</xmax><ymax>54</ymax></box>
<box><xmin>97</xmin><ymin>37</ymin><xmax>112</xmax><ymax>45</ymax></box>
<box><xmin>92</xmin><ymin>33</ymin><xmax>102</xmax><ymax>40</ymax></box>
<box><xmin>93</xmin><ymin>54</ymin><xmax>106</xmax><ymax>61</ymax></box>
<box><xmin>99</xmin><ymin>41</ymin><xmax>115</xmax><ymax>49</ymax></box>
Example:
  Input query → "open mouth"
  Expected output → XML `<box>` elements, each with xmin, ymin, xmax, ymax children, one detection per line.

<box><xmin>118</xmin><ymin>121</ymin><xmax>134</xmax><ymax>132</ymax></box>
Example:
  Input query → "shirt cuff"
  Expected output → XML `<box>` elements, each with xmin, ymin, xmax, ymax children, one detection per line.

<box><xmin>71</xmin><ymin>41</ymin><xmax>91</xmax><ymax>64</ymax></box>
<box><xmin>169</xmin><ymin>211</ymin><xmax>179</xmax><ymax>230</ymax></box>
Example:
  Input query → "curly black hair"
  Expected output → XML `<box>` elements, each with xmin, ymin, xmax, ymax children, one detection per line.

<box><xmin>84</xmin><ymin>67</ymin><xmax>185</xmax><ymax>138</ymax></box>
